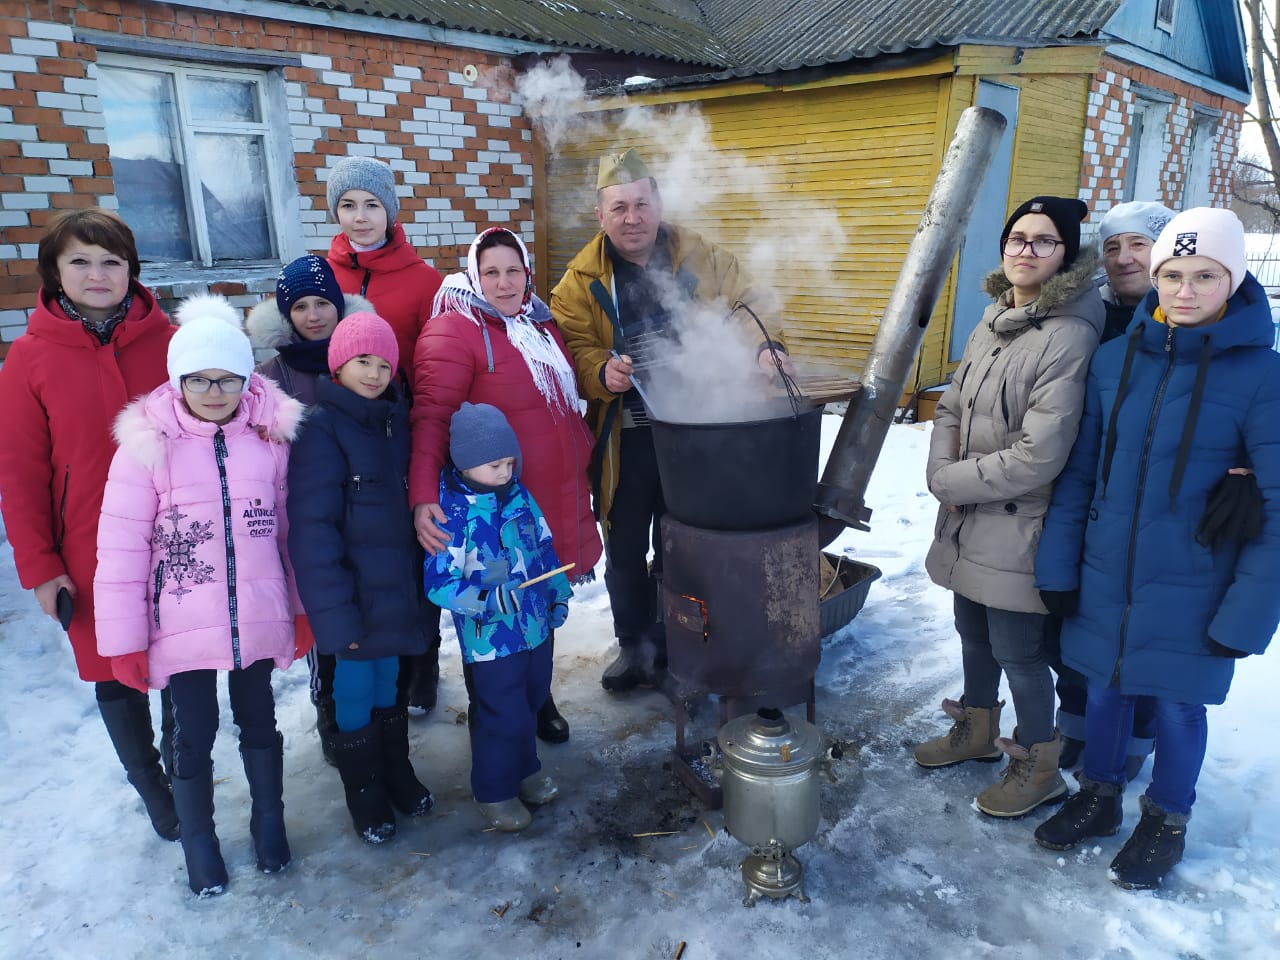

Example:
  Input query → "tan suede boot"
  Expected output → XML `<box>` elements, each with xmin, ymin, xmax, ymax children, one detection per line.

<box><xmin>976</xmin><ymin>732</ymin><xmax>1067</xmax><ymax>817</ymax></box>
<box><xmin>913</xmin><ymin>698</ymin><xmax>1004</xmax><ymax>768</ymax></box>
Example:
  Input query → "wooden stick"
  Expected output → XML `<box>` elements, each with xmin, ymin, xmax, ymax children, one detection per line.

<box><xmin>518</xmin><ymin>562</ymin><xmax>575</xmax><ymax>589</ymax></box>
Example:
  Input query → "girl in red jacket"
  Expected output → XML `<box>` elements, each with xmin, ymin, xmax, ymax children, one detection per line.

<box><xmin>0</xmin><ymin>208</ymin><xmax>177</xmax><ymax>843</ymax></box>
<box><xmin>326</xmin><ymin>154</ymin><xmax>444</xmax><ymax>714</ymax></box>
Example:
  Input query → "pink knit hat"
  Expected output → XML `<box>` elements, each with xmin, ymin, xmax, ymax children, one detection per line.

<box><xmin>328</xmin><ymin>311</ymin><xmax>399</xmax><ymax>375</ymax></box>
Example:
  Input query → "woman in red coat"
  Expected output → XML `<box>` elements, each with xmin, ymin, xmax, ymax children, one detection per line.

<box><xmin>0</xmin><ymin>208</ymin><xmax>177</xmax><ymax>840</ymax></box>
<box><xmin>410</xmin><ymin>227</ymin><xmax>603</xmax><ymax>743</ymax></box>
<box><xmin>326</xmin><ymin>155</ymin><xmax>446</xmax><ymax>713</ymax></box>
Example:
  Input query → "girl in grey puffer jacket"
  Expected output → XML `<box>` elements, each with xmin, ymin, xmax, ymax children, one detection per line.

<box><xmin>915</xmin><ymin>196</ymin><xmax>1104</xmax><ymax>820</ymax></box>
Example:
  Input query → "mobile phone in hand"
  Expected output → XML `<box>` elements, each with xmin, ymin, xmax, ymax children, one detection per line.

<box><xmin>56</xmin><ymin>586</ymin><xmax>73</xmax><ymax>631</ymax></box>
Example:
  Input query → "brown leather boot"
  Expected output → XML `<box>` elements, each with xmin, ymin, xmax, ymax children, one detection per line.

<box><xmin>913</xmin><ymin>698</ymin><xmax>1004</xmax><ymax>768</ymax></box>
<box><xmin>976</xmin><ymin>731</ymin><xmax>1068</xmax><ymax>817</ymax></box>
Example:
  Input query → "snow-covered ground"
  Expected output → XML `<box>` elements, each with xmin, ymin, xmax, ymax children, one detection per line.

<box><xmin>2</xmin><ymin>418</ymin><xmax>1277</xmax><ymax>959</ymax></box>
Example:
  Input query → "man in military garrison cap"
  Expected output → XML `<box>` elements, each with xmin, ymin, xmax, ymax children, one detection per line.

<box><xmin>551</xmin><ymin>148</ymin><xmax>791</xmax><ymax>694</ymax></box>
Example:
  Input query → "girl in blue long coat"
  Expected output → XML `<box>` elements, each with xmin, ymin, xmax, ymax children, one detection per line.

<box><xmin>424</xmin><ymin>402</ymin><xmax>572</xmax><ymax>832</ymax></box>
<box><xmin>288</xmin><ymin>312</ymin><xmax>434</xmax><ymax>845</ymax></box>
<box><xmin>1033</xmin><ymin>208</ymin><xmax>1280</xmax><ymax>889</ymax></box>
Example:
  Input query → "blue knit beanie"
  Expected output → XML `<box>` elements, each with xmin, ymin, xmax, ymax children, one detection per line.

<box><xmin>450</xmin><ymin>402</ymin><xmax>521</xmax><ymax>472</ymax></box>
<box><xmin>276</xmin><ymin>255</ymin><xmax>345</xmax><ymax>321</ymax></box>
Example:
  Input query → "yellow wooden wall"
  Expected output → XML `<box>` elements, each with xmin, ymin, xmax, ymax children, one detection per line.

<box><xmin>541</xmin><ymin>45</ymin><xmax>1096</xmax><ymax>394</ymax></box>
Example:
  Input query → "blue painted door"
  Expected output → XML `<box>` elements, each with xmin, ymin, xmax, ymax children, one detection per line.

<box><xmin>948</xmin><ymin>81</ymin><xmax>1019</xmax><ymax>362</ymax></box>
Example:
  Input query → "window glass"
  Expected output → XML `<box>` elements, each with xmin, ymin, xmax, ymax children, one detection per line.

<box><xmin>98</xmin><ymin>65</ymin><xmax>194</xmax><ymax>261</ymax></box>
<box><xmin>187</xmin><ymin>77</ymin><xmax>259</xmax><ymax>124</ymax></box>
<box><xmin>193</xmin><ymin>133</ymin><xmax>273</xmax><ymax>260</ymax></box>
<box><xmin>96</xmin><ymin>57</ymin><xmax>283</xmax><ymax>266</ymax></box>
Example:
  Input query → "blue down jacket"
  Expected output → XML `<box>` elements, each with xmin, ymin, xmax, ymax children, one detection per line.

<box><xmin>287</xmin><ymin>377</ymin><xmax>432</xmax><ymax>660</ymax></box>
<box><xmin>1035</xmin><ymin>274</ymin><xmax>1280</xmax><ymax>704</ymax></box>
<box><xmin>424</xmin><ymin>466</ymin><xmax>572</xmax><ymax>664</ymax></box>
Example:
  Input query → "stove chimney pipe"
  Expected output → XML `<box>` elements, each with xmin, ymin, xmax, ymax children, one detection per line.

<box><xmin>815</xmin><ymin>106</ymin><xmax>1008</xmax><ymax>541</ymax></box>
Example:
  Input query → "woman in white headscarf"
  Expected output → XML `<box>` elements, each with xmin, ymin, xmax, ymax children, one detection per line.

<box><xmin>408</xmin><ymin>227</ymin><xmax>602</xmax><ymax>744</ymax></box>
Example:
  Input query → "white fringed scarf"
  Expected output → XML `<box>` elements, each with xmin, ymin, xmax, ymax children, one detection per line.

<box><xmin>431</xmin><ymin>228</ymin><xmax>582</xmax><ymax>416</ymax></box>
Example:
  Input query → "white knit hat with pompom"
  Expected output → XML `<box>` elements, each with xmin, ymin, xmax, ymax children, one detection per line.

<box><xmin>167</xmin><ymin>293</ymin><xmax>255</xmax><ymax>390</ymax></box>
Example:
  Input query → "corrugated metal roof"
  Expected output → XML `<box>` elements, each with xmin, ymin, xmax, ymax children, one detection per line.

<box><xmin>277</xmin><ymin>0</ymin><xmax>1122</xmax><ymax>71</ymax></box>
<box><xmin>700</xmin><ymin>0</ymin><xmax>1123</xmax><ymax>72</ymax></box>
<box><xmin>285</xmin><ymin>0</ymin><xmax>731</xmax><ymax>65</ymax></box>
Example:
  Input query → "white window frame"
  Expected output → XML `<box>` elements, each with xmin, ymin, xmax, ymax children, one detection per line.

<box><xmin>1182</xmin><ymin>112</ymin><xmax>1219</xmax><ymax>208</ymax></box>
<box><xmin>1156</xmin><ymin>0</ymin><xmax>1176</xmax><ymax>33</ymax></box>
<box><xmin>1124</xmin><ymin>94</ymin><xmax>1172</xmax><ymax>203</ymax></box>
<box><xmin>97</xmin><ymin>52</ymin><xmax>296</xmax><ymax>269</ymax></box>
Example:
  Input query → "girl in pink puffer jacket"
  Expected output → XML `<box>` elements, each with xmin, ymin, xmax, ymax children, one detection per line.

<box><xmin>95</xmin><ymin>294</ymin><xmax>304</xmax><ymax>898</ymax></box>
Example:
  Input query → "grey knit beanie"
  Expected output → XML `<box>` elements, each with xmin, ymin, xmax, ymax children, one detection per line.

<box><xmin>326</xmin><ymin>156</ymin><xmax>399</xmax><ymax>222</ymax></box>
<box><xmin>450</xmin><ymin>402</ymin><xmax>521</xmax><ymax>472</ymax></box>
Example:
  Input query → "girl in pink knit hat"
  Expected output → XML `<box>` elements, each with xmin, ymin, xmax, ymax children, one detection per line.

<box><xmin>287</xmin><ymin>311</ymin><xmax>436</xmax><ymax>845</ymax></box>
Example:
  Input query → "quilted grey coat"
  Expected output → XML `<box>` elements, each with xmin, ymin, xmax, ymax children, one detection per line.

<box><xmin>925</xmin><ymin>249</ymin><xmax>1105</xmax><ymax>613</ymax></box>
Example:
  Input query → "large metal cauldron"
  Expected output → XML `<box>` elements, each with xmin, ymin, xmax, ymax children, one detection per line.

<box><xmin>650</xmin><ymin>404</ymin><xmax>822</xmax><ymax>531</ymax></box>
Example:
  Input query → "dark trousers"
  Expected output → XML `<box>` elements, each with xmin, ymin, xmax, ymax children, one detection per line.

<box><xmin>955</xmin><ymin>593</ymin><xmax>1055</xmax><ymax>746</ymax></box>
<box><xmin>168</xmin><ymin>658</ymin><xmax>277</xmax><ymax>778</ymax></box>
<box><xmin>463</xmin><ymin>641</ymin><xmax>552</xmax><ymax>803</ymax></box>
<box><xmin>604</xmin><ymin>426</ymin><xmax>666</xmax><ymax>650</ymax></box>
<box><xmin>1045</xmin><ymin>615</ymin><xmax>1157</xmax><ymax>756</ymax></box>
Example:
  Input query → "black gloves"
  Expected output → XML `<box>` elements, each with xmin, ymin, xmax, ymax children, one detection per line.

<box><xmin>1039</xmin><ymin>589</ymin><xmax>1080</xmax><ymax>618</ymax></box>
<box><xmin>1208</xmin><ymin>638</ymin><xmax>1250</xmax><ymax>659</ymax></box>
<box><xmin>1195</xmin><ymin>473</ymin><xmax>1264</xmax><ymax>552</ymax></box>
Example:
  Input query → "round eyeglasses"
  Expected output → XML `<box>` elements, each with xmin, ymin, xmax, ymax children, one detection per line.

<box><xmin>1154</xmin><ymin>271</ymin><xmax>1225</xmax><ymax>295</ymax></box>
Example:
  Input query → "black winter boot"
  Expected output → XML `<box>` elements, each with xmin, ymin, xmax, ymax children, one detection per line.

<box><xmin>601</xmin><ymin>643</ymin><xmax>657</xmax><ymax>692</ymax></box>
<box><xmin>1034</xmin><ymin>777</ymin><xmax>1123</xmax><ymax>851</ymax></box>
<box><xmin>371</xmin><ymin>704</ymin><xmax>434</xmax><ymax>817</ymax></box>
<box><xmin>1109</xmin><ymin>795</ymin><xmax>1188</xmax><ymax>890</ymax></box>
<box><xmin>240</xmin><ymin>732</ymin><xmax>291</xmax><ymax>873</ymax></box>
<box><xmin>97</xmin><ymin>691</ymin><xmax>180</xmax><ymax>842</ymax></box>
<box><xmin>329</xmin><ymin>723</ymin><xmax>397</xmax><ymax>844</ymax></box>
<box><xmin>537</xmin><ymin>631</ymin><xmax>569</xmax><ymax>743</ymax></box>
<box><xmin>1057</xmin><ymin>735</ymin><xmax>1084</xmax><ymax>771</ymax></box>
<box><xmin>171</xmin><ymin>767</ymin><xmax>228</xmax><ymax>897</ymax></box>
<box><xmin>315</xmin><ymin>697</ymin><xmax>338</xmax><ymax>768</ymax></box>
<box><xmin>537</xmin><ymin>695</ymin><xmax>570</xmax><ymax>744</ymax></box>
<box><xmin>399</xmin><ymin>642</ymin><xmax>440</xmax><ymax>714</ymax></box>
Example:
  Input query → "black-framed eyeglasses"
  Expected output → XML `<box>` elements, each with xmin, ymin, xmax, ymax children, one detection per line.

<box><xmin>181</xmin><ymin>374</ymin><xmax>246</xmax><ymax>395</ymax></box>
<box><xmin>1003</xmin><ymin>236</ymin><xmax>1065</xmax><ymax>258</ymax></box>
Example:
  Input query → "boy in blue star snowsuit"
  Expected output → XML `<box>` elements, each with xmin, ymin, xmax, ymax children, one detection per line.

<box><xmin>425</xmin><ymin>402</ymin><xmax>572</xmax><ymax>832</ymax></box>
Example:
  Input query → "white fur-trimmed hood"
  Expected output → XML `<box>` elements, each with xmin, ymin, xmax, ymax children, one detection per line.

<box><xmin>246</xmin><ymin>291</ymin><xmax>375</xmax><ymax>352</ymax></box>
<box><xmin>113</xmin><ymin>373</ymin><xmax>305</xmax><ymax>470</ymax></box>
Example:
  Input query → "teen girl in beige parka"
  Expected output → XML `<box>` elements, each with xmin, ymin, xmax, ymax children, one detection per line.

<box><xmin>916</xmin><ymin>196</ymin><xmax>1105</xmax><ymax>820</ymax></box>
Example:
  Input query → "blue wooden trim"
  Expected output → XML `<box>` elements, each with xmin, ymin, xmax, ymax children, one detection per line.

<box><xmin>1102</xmin><ymin>43</ymin><xmax>1249</xmax><ymax>103</ymax></box>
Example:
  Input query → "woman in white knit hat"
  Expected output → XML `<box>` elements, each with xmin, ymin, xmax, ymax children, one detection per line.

<box><xmin>1034</xmin><ymin>208</ymin><xmax>1280</xmax><ymax>890</ymax></box>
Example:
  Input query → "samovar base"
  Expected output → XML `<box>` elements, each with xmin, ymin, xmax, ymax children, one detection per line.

<box><xmin>741</xmin><ymin>849</ymin><xmax>808</xmax><ymax>907</ymax></box>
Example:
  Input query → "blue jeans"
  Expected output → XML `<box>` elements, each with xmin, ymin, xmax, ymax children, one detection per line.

<box><xmin>464</xmin><ymin>641</ymin><xmax>552</xmax><ymax>803</ymax></box>
<box><xmin>333</xmin><ymin>656</ymin><xmax>398</xmax><ymax>732</ymax></box>
<box><xmin>1083</xmin><ymin>680</ymin><xmax>1207</xmax><ymax>815</ymax></box>
<box><xmin>954</xmin><ymin>594</ymin><xmax>1055</xmax><ymax>746</ymax></box>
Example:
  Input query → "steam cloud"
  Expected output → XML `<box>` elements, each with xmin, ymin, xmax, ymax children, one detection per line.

<box><xmin>514</xmin><ymin>57</ymin><xmax>849</xmax><ymax>425</ymax></box>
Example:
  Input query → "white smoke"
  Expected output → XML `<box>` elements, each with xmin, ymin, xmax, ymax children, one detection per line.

<box><xmin>511</xmin><ymin>59</ymin><xmax>849</xmax><ymax>424</ymax></box>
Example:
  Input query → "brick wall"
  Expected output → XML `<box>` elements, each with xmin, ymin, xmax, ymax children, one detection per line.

<box><xmin>0</xmin><ymin>1</ymin><xmax>535</xmax><ymax>358</ymax></box>
<box><xmin>1078</xmin><ymin>54</ymin><xmax>1243</xmax><ymax>232</ymax></box>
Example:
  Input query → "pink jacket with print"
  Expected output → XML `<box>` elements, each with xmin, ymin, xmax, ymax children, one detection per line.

<box><xmin>95</xmin><ymin>374</ymin><xmax>304</xmax><ymax>688</ymax></box>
